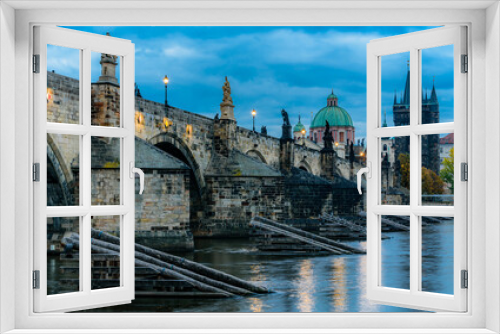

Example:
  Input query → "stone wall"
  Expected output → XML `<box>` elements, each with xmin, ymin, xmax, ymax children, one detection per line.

<box><xmin>284</xmin><ymin>168</ymin><xmax>334</xmax><ymax>220</ymax></box>
<box><xmin>135</xmin><ymin>170</ymin><xmax>193</xmax><ymax>251</ymax></box>
<box><xmin>198</xmin><ymin>175</ymin><xmax>286</xmax><ymax>237</ymax></box>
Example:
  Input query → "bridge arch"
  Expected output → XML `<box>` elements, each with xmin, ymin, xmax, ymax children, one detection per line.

<box><xmin>149</xmin><ymin>132</ymin><xmax>205</xmax><ymax>194</ymax></box>
<box><xmin>298</xmin><ymin>159</ymin><xmax>313</xmax><ymax>174</ymax></box>
<box><xmin>47</xmin><ymin>134</ymin><xmax>75</xmax><ymax>206</ymax></box>
<box><xmin>245</xmin><ymin>149</ymin><xmax>267</xmax><ymax>164</ymax></box>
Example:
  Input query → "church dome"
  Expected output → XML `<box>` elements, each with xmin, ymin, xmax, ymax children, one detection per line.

<box><xmin>310</xmin><ymin>92</ymin><xmax>353</xmax><ymax>129</ymax></box>
<box><xmin>293</xmin><ymin>118</ymin><xmax>306</xmax><ymax>133</ymax></box>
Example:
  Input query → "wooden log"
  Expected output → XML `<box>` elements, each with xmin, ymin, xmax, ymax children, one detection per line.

<box><xmin>80</xmin><ymin>235</ymin><xmax>253</xmax><ymax>296</ymax></box>
<box><xmin>321</xmin><ymin>214</ymin><xmax>367</xmax><ymax>234</ymax></box>
<box><xmin>422</xmin><ymin>216</ymin><xmax>444</xmax><ymax>224</ymax></box>
<box><xmin>62</xmin><ymin>237</ymin><xmax>233</xmax><ymax>297</ymax></box>
<box><xmin>250</xmin><ymin>219</ymin><xmax>348</xmax><ymax>255</ymax></box>
<box><xmin>89</xmin><ymin>229</ymin><xmax>270</xmax><ymax>294</ymax></box>
<box><xmin>357</xmin><ymin>212</ymin><xmax>410</xmax><ymax>231</ymax></box>
<box><xmin>251</xmin><ymin>217</ymin><xmax>365</xmax><ymax>254</ymax></box>
<box><xmin>135</xmin><ymin>291</ymin><xmax>229</xmax><ymax>299</ymax></box>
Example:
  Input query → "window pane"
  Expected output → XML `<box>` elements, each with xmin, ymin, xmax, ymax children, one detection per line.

<box><xmin>91</xmin><ymin>51</ymin><xmax>121</xmax><ymax>127</ymax></box>
<box><xmin>421</xmin><ymin>133</ymin><xmax>454</xmax><ymax>206</ymax></box>
<box><xmin>47</xmin><ymin>134</ymin><xmax>80</xmax><ymax>206</ymax></box>
<box><xmin>381</xmin><ymin>136</ymin><xmax>410</xmax><ymax>205</ymax></box>
<box><xmin>381</xmin><ymin>215</ymin><xmax>410</xmax><ymax>290</ymax></box>
<box><xmin>381</xmin><ymin>51</ymin><xmax>410</xmax><ymax>128</ymax></box>
<box><xmin>421</xmin><ymin>45</ymin><xmax>454</xmax><ymax>124</ymax></box>
<box><xmin>47</xmin><ymin>217</ymin><xmax>80</xmax><ymax>295</ymax></box>
<box><xmin>421</xmin><ymin>216</ymin><xmax>454</xmax><ymax>294</ymax></box>
<box><xmin>91</xmin><ymin>215</ymin><xmax>121</xmax><ymax>290</ymax></box>
<box><xmin>91</xmin><ymin>137</ymin><xmax>121</xmax><ymax>205</ymax></box>
<box><xmin>47</xmin><ymin>44</ymin><xmax>80</xmax><ymax>124</ymax></box>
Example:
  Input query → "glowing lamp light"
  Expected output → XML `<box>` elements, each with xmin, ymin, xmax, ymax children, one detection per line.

<box><xmin>251</xmin><ymin>109</ymin><xmax>257</xmax><ymax>117</ymax></box>
<box><xmin>136</xmin><ymin>112</ymin><xmax>143</xmax><ymax>124</ymax></box>
<box><xmin>46</xmin><ymin>89</ymin><xmax>53</xmax><ymax>101</ymax></box>
<box><xmin>301</xmin><ymin>129</ymin><xmax>306</xmax><ymax>136</ymax></box>
<box><xmin>360</xmin><ymin>152</ymin><xmax>364</xmax><ymax>156</ymax></box>
<box><xmin>163</xmin><ymin>117</ymin><xmax>170</xmax><ymax>128</ymax></box>
<box><xmin>186</xmin><ymin>124</ymin><xmax>193</xmax><ymax>136</ymax></box>
<box><xmin>163</xmin><ymin>75</ymin><xmax>169</xmax><ymax>85</ymax></box>
<box><xmin>335</xmin><ymin>142</ymin><xmax>339</xmax><ymax>147</ymax></box>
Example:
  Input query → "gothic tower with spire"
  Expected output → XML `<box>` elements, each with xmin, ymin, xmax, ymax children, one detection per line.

<box><xmin>392</xmin><ymin>69</ymin><xmax>440</xmax><ymax>175</ymax></box>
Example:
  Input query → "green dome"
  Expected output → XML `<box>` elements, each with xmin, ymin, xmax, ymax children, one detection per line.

<box><xmin>293</xmin><ymin>120</ymin><xmax>306</xmax><ymax>133</ymax></box>
<box><xmin>327</xmin><ymin>92</ymin><xmax>338</xmax><ymax>100</ymax></box>
<box><xmin>311</xmin><ymin>105</ymin><xmax>353</xmax><ymax>128</ymax></box>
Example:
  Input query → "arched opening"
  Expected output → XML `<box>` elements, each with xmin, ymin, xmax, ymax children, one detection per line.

<box><xmin>298</xmin><ymin>160</ymin><xmax>313</xmax><ymax>174</ymax></box>
<box><xmin>46</xmin><ymin>136</ymin><xmax>76</xmax><ymax>208</ymax></box>
<box><xmin>245</xmin><ymin>149</ymin><xmax>267</xmax><ymax>164</ymax></box>
<box><xmin>150</xmin><ymin>133</ymin><xmax>205</xmax><ymax>233</ymax></box>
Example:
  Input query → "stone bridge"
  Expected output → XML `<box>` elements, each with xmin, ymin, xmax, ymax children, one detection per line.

<box><xmin>46</xmin><ymin>67</ymin><xmax>363</xmax><ymax>251</ymax></box>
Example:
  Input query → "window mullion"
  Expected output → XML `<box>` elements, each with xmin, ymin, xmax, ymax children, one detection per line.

<box><xmin>81</xmin><ymin>48</ymin><xmax>92</xmax><ymax>294</ymax></box>
<box><xmin>409</xmin><ymin>47</ymin><xmax>420</xmax><ymax>294</ymax></box>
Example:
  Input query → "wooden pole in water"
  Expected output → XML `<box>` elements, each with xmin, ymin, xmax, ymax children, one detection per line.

<box><xmin>76</xmin><ymin>235</ymin><xmax>253</xmax><ymax>296</ymax></box>
<box><xmin>249</xmin><ymin>219</ymin><xmax>346</xmax><ymax>255</ymax></box>
<box><xmin>251</xmin><ymin>217</ymin><xmax>365</xmax><ymax>254</ymax></box>
<box><xmin>89</xmin><ymin>229</ymin><xmax>271</xmax><ymax>294</ymax></box>
<box><xmin>62</xmin><ymin>237</ymin><xmax>233</xmax><ymax>297</ymax></box>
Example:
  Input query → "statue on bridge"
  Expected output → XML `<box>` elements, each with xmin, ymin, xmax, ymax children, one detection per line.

<box><xmin>220</xmin><ymin>77</ymin><xmax>236</xmax><ymax>121</ymax></box>
<box><xmin>281</xmin><ymin>109</ymin><xmax>291</xmax><ymax>126</ymax></box>
<box><xmin>220</xmin><ymin>76</ymin><xmax>234</xmax><ymax>108</ymax></box>
<box><xmin>281</xmin><ymin>109</ymin><xmax>292</xmax><ymax>140</ymax></box>
<box><xmin>261</xmin><ymin>126</ymin><xmax>267</xmax><ymax>135</ymax></box>
<box><xmin>323</xmin><ymin>120</ymin><xmax>334</xmax><ymax>150</ymax></box>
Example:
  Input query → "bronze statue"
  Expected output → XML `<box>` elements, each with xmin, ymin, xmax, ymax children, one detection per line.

<box><xmin>281</xmin><ymin>109</ymin><xmax>290</xmax><ymax>126</ymax></box>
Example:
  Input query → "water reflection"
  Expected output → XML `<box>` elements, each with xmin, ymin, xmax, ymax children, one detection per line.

<box><xmin>68</xmin><ymin>219</ymin><xmax>453</xmax><ymax>313</ymax></box>
<box><xmin>294</xmin><ymin>259</ymin><xmax>315</xmax><ymax>312</ymax></box>
<box><xmin>331</xmin><ymin>257</ymin><xmax>347</xmax><ymax>312</ymax></box>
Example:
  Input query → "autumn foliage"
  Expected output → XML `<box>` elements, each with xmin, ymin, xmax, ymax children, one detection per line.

<box><xmin>398</xmin><ymin>153</ymin><xmax>445</xmax><ymax>194</ymax></box>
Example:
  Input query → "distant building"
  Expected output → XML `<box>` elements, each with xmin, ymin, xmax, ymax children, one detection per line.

<box><xmin>293</xmin><ymin>115</ymin><xmax>306</xmax><ymax>140</ymax></box>
<box><xmin>439</xmin><ymin>133</ymin><xmax>454</xmax><ymax>170</ymax></box>
<box><xmin>393</xmin><ymin>69</ymin><xmax>440</xmax><ymax>174</ymax></box>
<box><xmin>308</xmin><ymin>91</ymin><xmax>355</xmax><ymax>159</ymax></box>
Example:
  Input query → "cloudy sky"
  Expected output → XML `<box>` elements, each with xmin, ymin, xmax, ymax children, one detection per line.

<box><xmin>54</xmin><ymin>26</ymin><xmax>454</xmax><ymax>139</ymax></box>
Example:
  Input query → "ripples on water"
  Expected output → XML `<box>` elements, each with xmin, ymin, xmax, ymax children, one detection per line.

<box><xmin>70</xmin><ymin>219</ymin><xmax>453</xmax><ymax>313</ymax></box>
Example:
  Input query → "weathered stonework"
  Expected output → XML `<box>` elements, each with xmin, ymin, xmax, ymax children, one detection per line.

<box><xmin>46</xmin><ymin>66</ymin><xmax>365</xmax><ymax>247</ymax></box>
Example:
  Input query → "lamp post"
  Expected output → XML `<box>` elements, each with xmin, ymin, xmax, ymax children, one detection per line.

<box><xmin>163</xmin><ymin>75</ymin><xmax>169</xmax><ymax>107</ymax></box>
<box><xmin>301</xmin><ymin>128</ymin><xmax>306</xmax><ymax>145</ymax></box>
<box><xmin>251</xmin><ymin>109</ymin><xmax>256</xmax><ymax>132</ymax></box>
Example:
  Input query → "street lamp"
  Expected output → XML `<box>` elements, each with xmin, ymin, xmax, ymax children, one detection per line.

<box><xmin>251</xmin><ymin>109</ymin><xmax>256</xmax><ymax>132</ymax></box>
<box><xmin>301</xmin><ymin>128</ymin><xmax>306</xmax><ymax>138</ymax></box>
<box><xmin>163</xmin><ymin>75</ymin><xmax>169</xmax><ymax>107</ymax></box>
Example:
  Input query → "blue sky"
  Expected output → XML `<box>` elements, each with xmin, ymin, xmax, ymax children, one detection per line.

<box><xmin>54</xmin><ymin>26</ymin><xmax>454</xmax><ymax>139</ymax></box>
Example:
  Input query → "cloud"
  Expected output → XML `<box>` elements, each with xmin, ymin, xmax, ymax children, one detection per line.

<box><xmin>62</xmin><ymin>26</ymin><xmax>450</xmax><ymax>138</ymax></box>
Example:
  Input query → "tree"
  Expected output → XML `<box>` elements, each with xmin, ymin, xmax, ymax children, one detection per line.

<box><xmin>398</xmin><ymin>152</ymin><xmax>445</xmax><ymax>194</ymax></box>
<box><xmin>398</xmin><ymin>153</ymin><xmax>410</xmax><ymax>189</ymax></box>
<box><xmin>421</xmin><ymin>167</ymin><xmax>445</xmax><ymax>195</ymax></box>
<box><xmin>440</xmin><ymin>147</ymin><xmax>454</xmax><ymax>194</ymax></box>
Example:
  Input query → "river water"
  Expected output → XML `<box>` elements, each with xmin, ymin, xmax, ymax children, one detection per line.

<box><xmin>70</xmin><ymin>218</ymin><xmax>453</xmax><ymax>313</ymax></box>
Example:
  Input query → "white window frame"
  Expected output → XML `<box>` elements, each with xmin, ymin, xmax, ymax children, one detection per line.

<box><xmin>33</xmin><ymin>26</ymin><xmax>136</xmax><ymax>313</ymax></box>
<box><xmin>0</xmin><ymin>1</ymin><xmax>498</xmax><ymax>333</ymax></box>
<box><xmin>366</xmin><ymin>26</ymin><xmax>467</xmax><ymax>312</ymax></box>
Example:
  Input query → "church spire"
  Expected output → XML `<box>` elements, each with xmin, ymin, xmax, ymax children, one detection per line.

<box><xmin>393</xmin><ymin>90</ymin><xmax>398</xmax><ymax>105</ymax></box>
<box><xmin>430</xmin><ymin>77</ymin><xmax>438</xmax><ymax>104</ymax></box>
<box><xmin>402</xmin><ymin>67</ymin><xmax>410</xmax><ymax>106</ymax></box>
<box><xmin>383</xmin><ymin>109</ymin><xmax>388</xmax><ymax>127</ymax></box>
